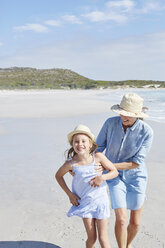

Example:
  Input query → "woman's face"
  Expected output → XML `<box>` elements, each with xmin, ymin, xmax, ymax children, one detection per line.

<box><xmin>120</xmin><ymin>114</ymin><xmax>137</xmax><ymax>128</ymax></box>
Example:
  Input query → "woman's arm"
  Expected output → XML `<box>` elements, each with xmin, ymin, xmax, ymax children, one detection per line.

<box><xmin>114</xmin><ymin>161</ymin><xmax>139</xmax><ymax>170</ymax></box>
<box><xmin>55</xmin><ymin>161</ymin><xmax>80</xmax><ymax>206</ymax></box>
<box><xmin>96</xmin><ymin>120</ymin><xmax>108</xmax><ymax>152</ymax></box>
<box><xmin>90</xmin><ymin>152</ymin><xmax>119</xmax><ymax>187</ymax></box>
<box><xmin>95</xmin><ymin>161</ymin><xmax>139</xmax><ymax>173</ymax></box>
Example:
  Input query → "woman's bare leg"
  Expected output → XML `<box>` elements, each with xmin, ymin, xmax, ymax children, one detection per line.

<box><xmin>127</xmin><ymin>205</ymin><xmax>144</xmax><ymax>248</ymax></box>
<box><xmin>114</xmin><ymin>208</ymin><xmax>128</xmax><ymax>248</ymax></box>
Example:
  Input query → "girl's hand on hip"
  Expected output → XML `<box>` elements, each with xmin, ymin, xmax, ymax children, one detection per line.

<box><xmin>68</xmin><ymin>192</ymin><xmax>80</xmax><ymax>206</ymax></box>
<box><xmin>69</xmin><ymin>170</ymin><xmax>75</xmax><ymax>176</ymax></box>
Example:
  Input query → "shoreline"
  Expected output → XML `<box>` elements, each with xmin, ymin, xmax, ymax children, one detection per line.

<box><xmin>0</xmin><ymin>87</ymin><xmax>165</xmax><ymax>94</ymax></box>
<box><xmin>0</xmin><ymin>88</ymin><xmax>165</xmax><ymax>120</ymax></box>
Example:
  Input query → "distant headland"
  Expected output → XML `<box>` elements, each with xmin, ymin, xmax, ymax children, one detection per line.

<box><xmin>0</xmin><ymin>67</ymin><xmax>164</xmax><ymax>89</ymax></box>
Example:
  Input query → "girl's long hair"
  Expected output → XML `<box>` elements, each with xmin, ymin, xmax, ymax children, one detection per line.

<box><xmin>66</xmin><ymin>137</ymin><xmax>98</xmax><ymax>160</ymax></box>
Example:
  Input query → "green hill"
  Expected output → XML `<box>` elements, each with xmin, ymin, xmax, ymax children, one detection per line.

<box><xmin>0</xmin><ymin>67</ymin><xmax>164</xmax><ymax>89</ymax></box>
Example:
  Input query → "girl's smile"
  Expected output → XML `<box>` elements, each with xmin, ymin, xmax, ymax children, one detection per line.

<box><xmin>72</xmin><ymin>133</ymin><xmax>91</xmax><ymax>155</ymax></box>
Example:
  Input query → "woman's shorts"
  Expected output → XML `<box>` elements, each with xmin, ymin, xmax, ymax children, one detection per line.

<box><xmin>107</xmin><ymin>175</ymin><xmax>147</xmax><ymax>210</ymax></box>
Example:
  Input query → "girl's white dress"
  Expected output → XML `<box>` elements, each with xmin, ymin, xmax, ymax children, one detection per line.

<box><xmin>67</xmin><ymin>156</ymin><xmax>110</xmax><ymax>219</ymax></box>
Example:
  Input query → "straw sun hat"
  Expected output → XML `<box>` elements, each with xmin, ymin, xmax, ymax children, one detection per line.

<box><xmin>67</xmin><ymin>124</ymin><xmax>95</xmax><ymax>145</ymax></box>
<box><xmin>111</xmin><ymin>93</ymin><xmax>148</xmax><ymax>118</ymax></box>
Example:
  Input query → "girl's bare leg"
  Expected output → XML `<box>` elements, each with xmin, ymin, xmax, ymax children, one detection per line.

<box><xmin>96</xmin><ymin>218</ymin><xmax>111</xmax><ymax>248</ymax></box>
<box><xmin>83</xmin><ymin>218</ymin><xmax>97</xmax><ymax>248</ymax></box>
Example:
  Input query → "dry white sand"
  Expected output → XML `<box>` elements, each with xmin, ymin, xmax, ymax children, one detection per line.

<box><xmin>0</xmin><ymin>89</ymin><xmax>111</xmax><ymax>118</ymax></box>
<box><xmin>0</xmin><ymin>90</ymin><xmax>164</xmax><ymax>248</ymax></box>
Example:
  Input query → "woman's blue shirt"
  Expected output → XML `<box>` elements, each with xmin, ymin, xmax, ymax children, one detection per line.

<box><xmin>96</xmin><ymin>116</ymin><xmax>153</xmax><ymax>181</ymax></box>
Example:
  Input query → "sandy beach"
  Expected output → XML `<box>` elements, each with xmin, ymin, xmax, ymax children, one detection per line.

<box><xmin>0</xmin><ymin>89</ymin><xmax>164</xmax><ymax>248</ymax></box>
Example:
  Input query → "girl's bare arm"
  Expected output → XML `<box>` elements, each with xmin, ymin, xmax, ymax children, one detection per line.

<box><xmin>55</xmin><ymin>161</ymin><xmax>80</xmax><ymax>206</ymax></box>
<box><xmin>90</xmin><ymin>152</ymin><xmax>118</xmax><ymax>187</ymax></box>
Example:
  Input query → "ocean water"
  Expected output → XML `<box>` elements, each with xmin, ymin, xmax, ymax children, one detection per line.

<box><xmin>94</xmin><ymin>89</ymin><xmax>165</xmax><ymax>124</ymax></box>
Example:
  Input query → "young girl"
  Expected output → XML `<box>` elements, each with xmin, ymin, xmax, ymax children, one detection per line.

<box><xmin>55</xmin><ymin>124</ymin><xmax>118</xmax><ymax>248</ymax></box>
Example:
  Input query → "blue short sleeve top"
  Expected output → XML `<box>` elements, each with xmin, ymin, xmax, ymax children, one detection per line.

<box><xmin>96</xmin><ymin>116</ymin><xmax>153</xmax><ymax>180</ymax></box>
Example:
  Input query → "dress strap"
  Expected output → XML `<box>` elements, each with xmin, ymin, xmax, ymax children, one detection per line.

<box><xmin>67</xmin><ymin>157</ymin><xmax>74</xmax><ymax>165</ymax></box>
<box><xmin>92</xmin><ymin>152</ymin><xmax>96</xmax><ymax>165</ymax></box>
<box><xmin>68</xmin><ymin>154</ymin><xmax>95</xmax><ymax>166</ymax></box>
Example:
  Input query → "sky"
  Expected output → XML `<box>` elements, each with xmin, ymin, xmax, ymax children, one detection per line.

<box><xmin>0</xmin><ymin>0</ymin><xmax>165</xmax><ymax>81</ymax></box>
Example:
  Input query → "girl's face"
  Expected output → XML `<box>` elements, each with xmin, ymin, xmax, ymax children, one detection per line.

<box><xmin>120</xmin><ymin>114</ymin><xmax>137</xmax><ymax>128</ymax></box>
<box><xmin>72</xmin><ymin>133</ymin><xmax>91</xmax><ymax>155</ymax></box>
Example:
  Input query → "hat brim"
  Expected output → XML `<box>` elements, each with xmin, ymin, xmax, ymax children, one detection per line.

<box><xmin>68</xmin><ymin>130</ymin><xmax>95</xmax><ymax>145</ymax></box>
<box><xmin>111</xmin><ymin>104</ymin><xmax>148</xmax><ymax>118</ymax></box>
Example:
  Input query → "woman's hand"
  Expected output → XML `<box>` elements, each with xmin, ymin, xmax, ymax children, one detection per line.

<box><xmin>68</xmin><ymin>192</ymin><xmax>80</xmax><ymax>206</ymax></box>
<box><xmin>89</xmin><ymin>175</ymin><xmax>104</xmax><ymax>187</ymax></box>
<box><xmin>95</xmin><ymin>164</ymin><xmax>104</xmax><ymax>174</ymax></box>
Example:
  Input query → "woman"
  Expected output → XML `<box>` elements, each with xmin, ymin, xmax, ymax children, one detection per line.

<box><xmin>96</xmin><ymin>93</ymin><xmax>153</xmax><ymax>248</ymax></box>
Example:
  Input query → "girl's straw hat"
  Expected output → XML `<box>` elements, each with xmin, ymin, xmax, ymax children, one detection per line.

<box><xmin>111</xmin><ymin>93</ymin><xmax>148</xmax><ymax>118</ymax></box>
<box><xmin>67</xmin><ymin>124</ymin><xmax>95</xmax><ymax>145</ymax></box>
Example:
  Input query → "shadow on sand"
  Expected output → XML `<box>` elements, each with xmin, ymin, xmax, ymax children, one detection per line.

<box><xmin>0</xmin><ymin>241</ymin><xmax>61</xmax><ymax>248</ymax></box>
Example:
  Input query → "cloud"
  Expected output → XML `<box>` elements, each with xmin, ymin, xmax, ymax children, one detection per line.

<box><xmin>44</xmin><ymin>20</ymin><xmax>61</xmax><ymax>26</ymax></box>
<box><xmin>82</xmin><ymin>0</ymin><xmax>165</xmax><ymax>24</ymax></box>
<box><xmin>105</xmin><ymin>0</ymin><xmax>165</xmax><ymax>14</ymax></box>
<box><xmin>1</xmin><ymin>31</ymin><xmax>165</xmax><ymax>81</ymax></box>
<box><xmin>12</xmin><ymin>0</ymin><xmax>165</xmax><ymax>34</ymax></box>
<box><xmin>13</xmin><ymin>23</ymin><xmax>49</xmax><ymax>33</ymax></box>
<box><xmin>138</xmin><ymin>0</ymin><xmax>165</xmax><ymax>14</ymax></box>
<box><xmin>82</xmin><ymin>11</ymin><xmax>106</xmax><ymax>22</ymax></box>
<box><xmin>82</xmin><ymin>0</ymin><xmax>133</xmax><ymax>24</ymax></box>
<box><xmin>45</xmin><ymin>15</ymin><xmax>82</xmax><ymax>27</ymax></box>
<box><xmin>61</xmin><ymin>15</ymin><xmax>82</xmax><ymax>24</ymax></box>
<box><xmin>105</xmin><ymin>0</ymin><xmax>135</xmax><ymax>12</ymax></box>
<box><xmin>82</xmin><ymin>10</ymin><xmax>127</xmax><ymax>23</ymax></box>
<box><xmin>13</xmin><ymin>16</ymin><xmax>82</xmax><ymax>35</ymax></box>
<box><xmin>0</xmin><ymin>42</ymin><xmax>3</xmax><ymax>46</ymax></box>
